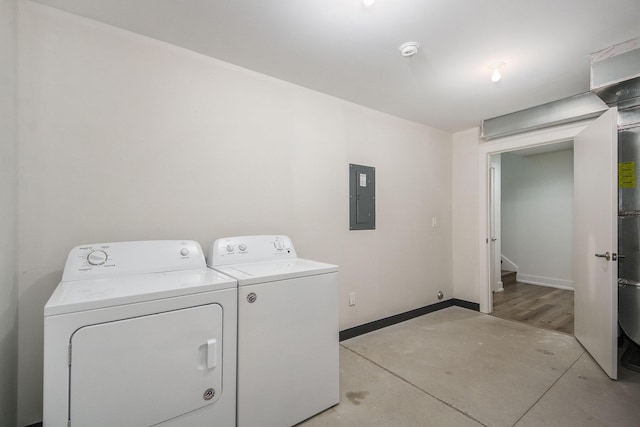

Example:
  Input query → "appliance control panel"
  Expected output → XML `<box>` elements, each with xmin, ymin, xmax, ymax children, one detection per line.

<box><xmin>208</xmin><ymin>235</ymin><xmax>297</xmax><ymax>267</ymax></box>
<box><xmin>61</xmin><ymin>240</ymin><xmax>205</xmax><ymax>281</ymax></box>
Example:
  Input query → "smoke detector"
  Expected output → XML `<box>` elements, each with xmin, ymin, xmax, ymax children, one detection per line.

<box><xmin>399</xmin><ymin>41</ymin><xmax>420</xmax><ymax>58</ymax></box>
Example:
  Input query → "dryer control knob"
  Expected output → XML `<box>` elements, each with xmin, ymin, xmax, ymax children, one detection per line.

<box><xmin>239</xmin><ymin>244</ymin><xmax>247</xmax><ymax>252</ymax></box>
<box><xmin>87</xmin><ymin>250</ymin><xmax>108</xmax><ymax>266</ymax></box>
<box><xmin>273</xmin><ymin>240</ymin><xmax>284</xmax><ymax>250</ymax></box>
<box><xmin>180</xmin><ymin>248</ymin><xmax>190</xmax><ymax>256</ymax></box>
<box><xmin>226</xmin><ymin>244</ymin><xmax>234</xmax><ymax>253</ymax></box>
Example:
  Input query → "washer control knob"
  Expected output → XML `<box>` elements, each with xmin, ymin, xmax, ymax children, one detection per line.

<box><xmin>226</xmin><ymin>244</ymin><xmax>234</xmax><ymax>253</ymax></box>
<box><xmin>87</xmin><ymin>250</ymin><xmax>108</xmax><ymax>266</ymax></box>
<box><xmin>273</xmin><ymin>240</ymin><xmax>284</xmax><ymax>250</ymax></box>
<box><xmin>180</xmin><ymin>248</ymin><xmax>190</xmax><ymax>256</ymax></box>
<box><xmin>239</xmin><ymin>244</ymin><xmax>247</xmax><ymax>252</ymax></box>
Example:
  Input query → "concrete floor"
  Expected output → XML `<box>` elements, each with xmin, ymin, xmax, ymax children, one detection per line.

<box><xmin>299</xmin><ymin>307</ymin><xmax>640</xmax><ymax>427</ymax></box>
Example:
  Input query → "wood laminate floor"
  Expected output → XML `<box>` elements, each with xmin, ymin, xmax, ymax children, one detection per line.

<box><xmin>491</xmin><ymin>281</ymin><xmax>574</xmax><ymax>335</ymax></box>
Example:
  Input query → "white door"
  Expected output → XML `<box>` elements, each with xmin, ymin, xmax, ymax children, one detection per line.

<box><xmin>574</xmin><ymin>107</ymin><xmax>618</xmax><ymax>379</ymax></box>
<box><xmin>70</xmin><ymin>304</ymin><xmax>224</xmax><ymax>426</ymax></box>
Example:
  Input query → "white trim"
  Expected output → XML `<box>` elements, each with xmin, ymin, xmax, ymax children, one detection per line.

<box><xmin>477</xmin><ymin>120</ymin><xmax>594</xmax><ymax>314</ymax></box>
<box><xmin>516</xmin><ymin>274</ymin><xmax>574</xmax><ymax>290</ymax></box>
<box><xmin>500</xmin><ymin>255</ymin><xmax>518</xmax><ymax>272</ymax></box>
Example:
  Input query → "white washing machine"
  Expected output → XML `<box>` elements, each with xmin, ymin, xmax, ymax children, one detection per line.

<box><xmin>208</xmin><ymin>235</ymin><xmax>339</xmax><ymax>427</ymax></box>
<box><xmin>43</xmin><ymin>241</ymin><xmax>237</xmax><ymax>427</ymax></box>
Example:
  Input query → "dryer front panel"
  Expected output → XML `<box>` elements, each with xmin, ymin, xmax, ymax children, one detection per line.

<box><xmin>69</xmin><ymin>303</ymin><xmax>223</xmax><ymax>427</ymax></box>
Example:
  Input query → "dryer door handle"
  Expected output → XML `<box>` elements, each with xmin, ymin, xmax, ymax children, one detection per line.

<box><xmin>206</xmin><ymin>339</ymin><xmax>217</xmax><ymax>369</ymax></box>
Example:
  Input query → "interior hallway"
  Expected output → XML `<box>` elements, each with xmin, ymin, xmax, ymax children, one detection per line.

<box><xmin>299</xmin><ymin>307</ymin><xmax>640</xmax><ymax>427</ymax></box>
<box><xmin>492</xmin><ymin>281</ymin><xmax>574</xmax><ymax>335</ymax></box>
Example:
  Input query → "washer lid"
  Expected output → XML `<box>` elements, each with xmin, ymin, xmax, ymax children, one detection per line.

<box><xmin>44</xmin><ymin>269</ymin><xmax>237</xmax><ymax>316</ymax></box>
<box><xmin>213</xmin><ymin>258</ymin><xmax>338</xmax><ymax>286</ymax></box>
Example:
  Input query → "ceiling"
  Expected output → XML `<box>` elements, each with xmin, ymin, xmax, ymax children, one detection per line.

<box><xmin>31</xmin><ymin>0</ymin><xmax>640</xmax><ymax>133</ymax></box>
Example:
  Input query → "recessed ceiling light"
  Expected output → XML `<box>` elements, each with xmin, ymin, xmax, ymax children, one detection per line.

<box><xmin>489</xmin><ymin>62</ymin><xmax>505</xmax><ymax>82</ymax></box>
<box><xmin>363</xmin><ymin>0</ymin><xmax>375</xmax><ymax>6</ymax></box>
<box><xmin>399</xmin><ymin>41</ymin><xmax>420</xmax><ymax>58</ymax></box>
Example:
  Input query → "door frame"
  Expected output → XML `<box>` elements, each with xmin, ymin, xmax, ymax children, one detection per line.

<box><xmin>489</xmin><ymin>154</ymin><xmax>502</xmax><ymax>292</ymax></box>
<box><xmin>477</xmin><ymin>120</ymin><xmax>594</xmax><ymax>314</ymax></box>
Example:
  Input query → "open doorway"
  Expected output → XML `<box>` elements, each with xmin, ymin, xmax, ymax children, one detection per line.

<box><xmin>478</xmin><ymin>110</ymin><xmax>619</xmax><ymax>379</ymax></box>
<box><xmin>489</xmin><ymin>144</ymin><xmax>575</xmax><ymax>335</ymax></box>
<box><xmin>476</xmin><ymin>121</ymin><xmax>586</xmax><ymax>315</ymax></box>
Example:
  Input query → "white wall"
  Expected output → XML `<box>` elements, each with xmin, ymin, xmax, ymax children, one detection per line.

<box><xmin>0</xmin><ymin>0</ymin><xmax>19</xmax><ymax>425</ymax></box>
<box><xmin>501</xmin><ymin>149</ymin><xmax>574</xmax><ymax>289</ymax></box>
<box><xmin>18</xmin><ymin>3</ymin><xmax>453</xmax><ymax>424</ymax></box>
<box><xmin>452</xmin><ymin>128</ymin><xmax>481</xmax><ymax>303</ymax></box>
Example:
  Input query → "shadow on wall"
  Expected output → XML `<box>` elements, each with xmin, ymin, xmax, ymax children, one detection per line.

<box><xmin>0</xmin><ymin>276</ymin><xmax>18</xmax><ymax>427</ymax></box>
<box><xmin>18</xmin><ymin>270</ymin><xmax>63</xmax><ymax>427</ymax></box>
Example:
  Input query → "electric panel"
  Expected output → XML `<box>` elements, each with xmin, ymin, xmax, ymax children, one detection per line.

<box><xmin>349</xmin><ymin>164</ymin><xmax>375</xmax><ymax>230</ymax></box>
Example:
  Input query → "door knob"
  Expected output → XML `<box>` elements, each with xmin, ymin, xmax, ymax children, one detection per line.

<box><xmin>594</xmin><ymin>252</ymin><xmax>611</xmax><ymax>261</ymax></box>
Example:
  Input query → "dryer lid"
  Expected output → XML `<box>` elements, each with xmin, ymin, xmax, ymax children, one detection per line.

<box><xmin>45</xmin><ymin>268</ymin><xmax>236</xmax><ymax>316</ymax></box>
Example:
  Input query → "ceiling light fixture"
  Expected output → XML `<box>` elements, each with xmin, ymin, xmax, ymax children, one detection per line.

<box><xmin>489</xmin><ymin>62</ymin><xmax>505</xmax><ymax>82</ymax></box>
<box><xmin>363</xmin><ymin>0</ymin><xmax>375</xmax><ymax>6</ymax></box>
<box><xmin>399</xmin><ymin>41</ymin><xmax>420</xmax><ymax>58</ymax></box>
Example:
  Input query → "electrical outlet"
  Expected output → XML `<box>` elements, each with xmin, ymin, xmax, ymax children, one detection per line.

<box><xmin>432</xmin><ymin>216</ymin><xmax>438</xmax><ymax>227</ymax></box>
<box><xmin>349</xmin><ymin>292</ymin><xmax>356</xmax><ymax>306</ymax></box>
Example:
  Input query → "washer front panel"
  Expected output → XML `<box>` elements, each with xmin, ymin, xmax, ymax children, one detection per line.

<box><xmin>236</xmin><ymin>272</ymin><xmax>339</xmax><ymax>427</ymax></box>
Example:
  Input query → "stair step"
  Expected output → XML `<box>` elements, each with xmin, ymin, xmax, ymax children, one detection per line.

<box><xmin>501</xmin><ymin>270</ymin><xmax>517</xmax><ymax>286</ymax></box>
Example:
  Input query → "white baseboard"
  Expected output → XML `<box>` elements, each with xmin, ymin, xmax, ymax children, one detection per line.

<box><xmin>517</xmin><ymin>274</ymin><xmax>574</xmax><ymax>291</ymax></box>
<box><xmin>492</xmin><ymin>281</ymin><xmax>504</xmax><ymax>293</ymax></box>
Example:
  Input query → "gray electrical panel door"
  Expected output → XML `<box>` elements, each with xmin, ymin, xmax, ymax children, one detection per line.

<box><xmin>349</xmin><ymin>164</ymin><xmax>375</xmax><ymax>230</ymax></box>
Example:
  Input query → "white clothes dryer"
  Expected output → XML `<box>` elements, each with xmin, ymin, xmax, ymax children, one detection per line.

<box><xmin>208</xmin><ymin>235</ymin><xmax>339</xmax><ymax>427</ymax></box>
<box><xmin>43</xmin><ymin>241</ymin><xmax>237</xmax><ymax>427</ymax></box>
